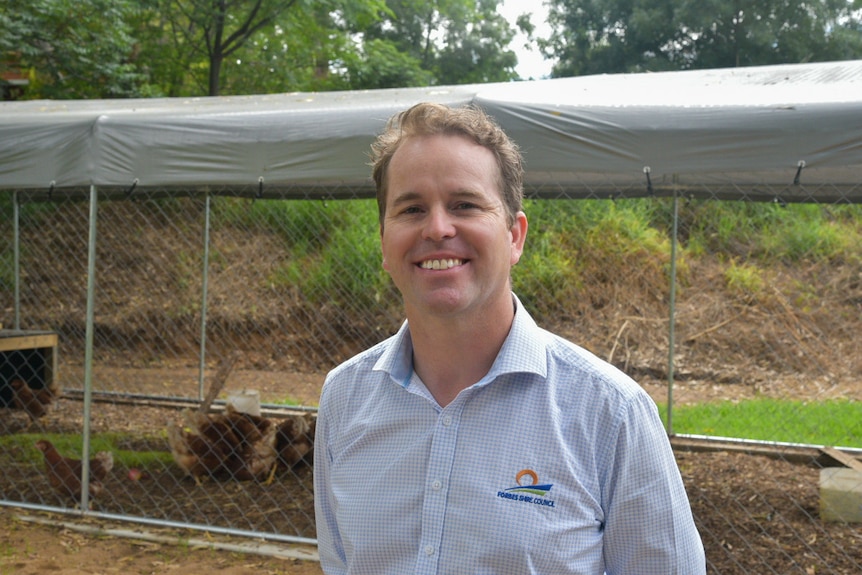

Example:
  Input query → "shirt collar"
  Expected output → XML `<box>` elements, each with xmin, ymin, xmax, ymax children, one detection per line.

<box><xmin>373</xmin><ymin>294</ymin><xmax>548</xmax><ymax>388</ymax></box>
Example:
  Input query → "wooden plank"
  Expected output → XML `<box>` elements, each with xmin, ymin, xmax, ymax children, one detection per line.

<box><xmin>820</xmin><ymin>446</ymin><xmax>862</xmax><ymax>473</ymax></box>
<box><xmin>0</xmin><ymin>332</ymin><xmax>58</xmax><ymax>353</ymax></box>
<box><xmin>670</xmin><ymin>435</ymin><xmax>822</xmax><ymax>466</ymax></box>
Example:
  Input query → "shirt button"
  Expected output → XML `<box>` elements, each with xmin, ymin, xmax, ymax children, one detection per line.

<box><xmin>442</xmin><ymin>416</ymin><xmax>452</xmax><ymax>426</ymax></box>
<box><xmin>431</xmin><ymin>480</ymin><xmax>442</xmax><ymax>491</ymax></box>
<box><xmin>424</xmin><ymin>545</ymin><xmax>435</xmax><ymax>556</ymax></box>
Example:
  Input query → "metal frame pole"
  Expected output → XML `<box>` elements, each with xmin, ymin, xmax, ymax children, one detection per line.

<box><xmin>198</xmin><ymin>194</ymin><xmax>212</xmax><ymax>401</ymax></box>
<box><xmin>666</xmin><ymin>188</ymin><xmax>679</xmax><ymax>435</ymax></box>
<box><xmin>81</xmin><ymin>184</ymin><xmax>99</xmax><ymax>511</ymax></box>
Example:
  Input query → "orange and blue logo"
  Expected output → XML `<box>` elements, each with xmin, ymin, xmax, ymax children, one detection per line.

<box><xmin>496</xmin><ymin>469</ymin><xmax>556</xmax><ymax>508</ymax></box>
<box><xmin>505</xmin><ymin>469</ymin><xmax>553</xmax><ymax>496</ymax></box>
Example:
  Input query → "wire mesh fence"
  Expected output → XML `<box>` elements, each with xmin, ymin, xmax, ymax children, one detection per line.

<box><xmin>1</xmin><ymin>183</ymin><xmax>861</xmax><ymax>573</ymax></box>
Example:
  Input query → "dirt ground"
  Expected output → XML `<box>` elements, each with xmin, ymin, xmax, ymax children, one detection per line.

<box><xmin>0</xmin><ymin>508</ymin><xmax>324</xmax><ymax>575</ymax></box>
<box><xmin>3</xmin><ymin>446</ymin><xmax>862</xmax><ymax>574</ymax></box>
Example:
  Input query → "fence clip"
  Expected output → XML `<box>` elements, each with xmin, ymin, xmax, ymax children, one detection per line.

<box><xmin>125</xmin><ymin>178</ymin><xmax>139</xmax><ymax>198</ymax></box>
<box><xmin>47</xmin><ymin>180</ymin><xmax>55</xmax><ymax>201</ymax></box>
<box><xmin>643</xmin><ymin>166</ymin><xmax>653</xmax><ymax>196</ymax></box>
<box><xmin>793</xmin><ymin>160</ymin><xmax>805</xmax><ymax>185</ymax></box>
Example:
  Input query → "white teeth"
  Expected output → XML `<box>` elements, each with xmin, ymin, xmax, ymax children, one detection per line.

<box><xmin>420</xmin><ymin>258</ymin><xmax>463</xmax><ymax>270</ymax></box>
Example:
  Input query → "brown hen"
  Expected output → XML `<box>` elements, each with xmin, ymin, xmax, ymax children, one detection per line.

<box><xmin>35</xmin><ymin>439</ymin><xmax>114</xmax><ymax>505</ymax></box>
<box><xmin>168</xmin><ymin>407</ymin><xmax>278</xmax><ymax>483</ymax></box>
<box><xmin>10</xmin><ymin>378</ymin><xmax>59</xmax><ymax>424</ymax></box>
<box><xmin>167</xmin><ymin>419</ymin><xmax>227</xmax><ymax>484</ymax></box>
<box><xmin>276</xmin><ymin>412</ymin><xmax>316</xmax><ymax>469</ymax></box>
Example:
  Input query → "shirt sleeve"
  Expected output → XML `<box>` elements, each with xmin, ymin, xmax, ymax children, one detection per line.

<box><xmin>601</xmin><ymin>391</ymin><xmax>706</xmax><ymax>575</ymax></box>
<box><xmin>313</xmin><ymin>385</ymin><xmax>348</xmax><ymax>575</ymax></box>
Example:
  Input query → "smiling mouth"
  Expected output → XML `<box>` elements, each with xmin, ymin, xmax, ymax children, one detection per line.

<box><xmin>419</xmin><ymin>258</ymin><xmax>464</xmax><ymax>270</ymax></box>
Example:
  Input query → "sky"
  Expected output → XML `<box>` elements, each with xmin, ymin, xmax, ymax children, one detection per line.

<box><xmin>499</xmin><ymin>0</ymin><xmax>553</xmax><ymax>80</ymax></box>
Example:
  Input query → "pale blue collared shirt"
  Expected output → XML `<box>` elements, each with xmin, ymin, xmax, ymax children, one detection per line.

<box><xmin>314</xmin><ymin>295</ymin><xmax>705</xmax><ymax>575</ymax></box>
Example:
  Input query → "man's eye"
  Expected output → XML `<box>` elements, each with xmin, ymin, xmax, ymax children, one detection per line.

<box><xmin>402</xmin><ymin>206</ymin><xmax>423</xmax><ymax>214</ymax></box>
<box><xmin>454</xmin><ymin>202</ymin><xmax>477</xmax><ymax>210</ymax></box>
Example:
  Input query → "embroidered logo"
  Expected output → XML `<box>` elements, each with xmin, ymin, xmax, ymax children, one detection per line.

<box><xmin>496</xmin><ymin>469</ymin><xmax>556</xmax><ymax>508</ymax></box>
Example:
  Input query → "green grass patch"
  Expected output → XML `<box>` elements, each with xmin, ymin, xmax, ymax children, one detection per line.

<box><xmin>0</xmin><ymin>431</ymin><xmax>173</xmax><ymax>469</ymax></box>
<box><xmin>659</xmin><ymin>398</ymin><xmax>862</xmax><ymax>448</ymax></box>
<box><xmin>680</xmin><ymin>200</ymin><xmax>862</xmax><ymax>262</ymax></box>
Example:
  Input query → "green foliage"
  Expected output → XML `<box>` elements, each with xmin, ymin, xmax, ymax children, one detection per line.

<box><xmin>660</xmin><ymin>398</ymin><xmax>862</xmax><ymax>448</ymax></box>
<box><xmin>1</xmin><ymin>0</ymin><xmax>149</xmax><ymax>98</ymax></box>
<box><xmin>4</xmin><ymin>0</ymin><xmax>860</xmax><ymax>98</ymax></box>
<box><xmin>214</xmin><ymin>197</ymin><xmax>347</xmax><ymax>255</ymax></box>
<box><xmin>119</xmin><ymin>0</ymin><xmax>518</xmax><ymax>96</ymax></box>
<box><xmin>283</xmin><ymin>209</ymin><xmax>389</xmax><ymax>308</ymax></box>
<box><xmin>513</xmin><ymin>199</ymin><xmax>673</xmax><ymax>318</ymax></box>
<box><xmin>514</xmin><ymin>227</ymin><xmax>581</xmax><ymax>317</ymax></box>
<box><xmin>542</xmin><ymin>0</ymin><xmax>862</xmax><ymax>76</ymax></box>
<box><xmin>214</xmin><ymin>195</ymin><xmax>862</xmax><ymax>330</ymax></box>
<box><xmin>756</xmin><ymin>204</ymin><xmax>862</xmax><ymax>263</ymax></box>
<box><xmin>680</xmin><ymin>201</ymin><xmax>862</xmax><ymax>263</ymax></box>
<box><xmin>432</xmin><ymin>0</ymin><xmax>519</xmax><ymax>84</ymax></box>
<box><xmin>139</xmin><ymin>0</ymin><xmax>325</xmax><ymax>96</ymax></box>
<box><xmin>227</xmin><ymin>199</ymin><xmax>392</xmax><ymax>310</ymax></box>
<box><xmin>339</xmin><ymin>39</ymin><xmax>435</xmax><ymax>90</ymax></box>
<box><xmin>353</xmin><ymin>0</ymin><xmax>519</xmax><ymax>87</ymax></box>
<box><xmin>723</xmin><ymin>260</ymin><xmax>765</xmax><ymax>303</ymax></box>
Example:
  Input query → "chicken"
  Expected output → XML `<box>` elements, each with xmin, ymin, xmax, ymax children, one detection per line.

<box><xmin>166</xmin><ymin>351</ymin><xmax>281</xmax><ymax>483</ymax></box>
<box><xmin>223</xmin><ymin>403</ymin><xmax>275</xmax><ymax>445</ymax></box>
<box><xmin>167</xmin><ymin>419</ymin><xmax>227</xmax><ymax>484</ymax></box>
<box><xmin>227</xmin><ymin>420</ymin><xmax>278</xmax><ymax>481</ymax></box>
<box><xmin>10</xmin><ymin>378</ymin><xmax>59</xmax><ymax>424</ymax></box>
<box><xmin>275</xmin><ymin>412</ymin><xmax>316</xmax><ymax>469</ymax></box>
<box><xmin>168</xmin><ymin>407</ymin><xmax>278</xmax><ymax>483</ymax></box>
<box><xmin>35</xmin><ymin>439</ymin><xmax>114</xmax><ymax>505</ymax></box>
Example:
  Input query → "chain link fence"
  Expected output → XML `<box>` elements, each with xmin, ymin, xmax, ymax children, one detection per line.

<box><xmin>1</xmin><ymin>181</ymin><xmax>861</xmax><ymax>573</ymax></box>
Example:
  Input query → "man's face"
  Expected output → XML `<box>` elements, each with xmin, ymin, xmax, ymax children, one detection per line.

<box><xmin>381</xmin><ymin>134</ymin><xmax>527</xmax><ymax>319</ymax></box>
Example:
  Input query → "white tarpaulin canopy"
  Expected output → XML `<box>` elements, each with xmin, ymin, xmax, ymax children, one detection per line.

<box><xmin>1</xmin><ymin>59</ymin><xmax>861</xmax><ymax>202</ymax></box>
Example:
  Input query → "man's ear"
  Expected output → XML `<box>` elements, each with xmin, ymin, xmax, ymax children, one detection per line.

<box><xmin>380</xmin><ymin>224</ymin><xmax>389</xmax><ymax>271</ymax></box>
<box><xmin>510</xmin><ymin>211</ymin><xmax>528</xmax><ymax>265</ymax></box>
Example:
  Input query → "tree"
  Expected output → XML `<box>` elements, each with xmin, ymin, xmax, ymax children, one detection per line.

<box><xmin>540</xmin><ymin>0</ymin><xmax>862</xmax><ymax>77</ymax></box>
<box><xmin>152</xmin><ymin>0</ymin><xmax>306</xmax><ymax>96</ymax></box>
<box><xmin>177</xmin><ymin>0</ymin><xmax>520</xmax><ymax>94</ymax></box>
<box><xmin>222</xmin><ymin>0</ymin><xmax>393</xmax><ymax>94</ymax></box>
<box><xmin>143</xmin><ymin>0</ymin><xmax>392</xmax><ymax>96</ymax></box>
<box><xmin>676</xmin><ymin>0</ymin><xmax>862</xmax><ymax>68</ymax></box>
<box><xmin>0</xmin><ymin>0</ymin><xmax>149</xmax><ymax>99</ymax></box>
<box><xmin>3</xmin><ymin>0</ymin><xmax>523</xmax><ymax>99</ymax></box>
<box><xmin>434</xmin><ymin>0</ymin><xmax>518</xmax><ymax>85</ymax></box>
<box><xmin>351</xmin><ymin>0</ymin><xmax>519</xmax><ymax>89</ymax></box>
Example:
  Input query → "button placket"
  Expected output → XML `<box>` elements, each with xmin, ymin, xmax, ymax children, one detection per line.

<box><xmin>415</xmin><ymin>404</ymin><xmax>462</xmax><ymax>573</ymax></box>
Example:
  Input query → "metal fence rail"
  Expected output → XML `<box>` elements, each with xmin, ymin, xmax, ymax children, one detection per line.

<box><xmin>1</xmin><ymin>183</ymin><xmax>861</xmax><ymax>573</ymax></box>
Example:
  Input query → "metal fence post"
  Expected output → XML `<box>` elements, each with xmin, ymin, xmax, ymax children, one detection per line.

<box><xmin>198</xmin><ymin>193</ymin><xmax>212</xmax><ymax>401</ymax></box>
<box><xmin>666</xmin><ymin>186</ymin><xmax>679</xmax><ymax>435</ymax></box>
<box><xmin>80</xmin><ymin>184</ymin><xmax>99</xmax><ymax>511</ymax></box>
<box><xmin>12</xmin><ymin>190</ymin><xmax>20</xmax><ymax>330</ymax></box>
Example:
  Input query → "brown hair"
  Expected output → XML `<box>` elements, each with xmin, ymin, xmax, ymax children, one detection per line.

<box><xmin>371</xmin><ymin>102</ymin><xmax>524</xmax><ymax>227</ymax></box>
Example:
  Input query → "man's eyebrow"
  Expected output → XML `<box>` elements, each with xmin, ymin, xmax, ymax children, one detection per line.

<box><xmin>389</xmin><ymin>189</ymin><xmax>486</xmax><ymax>207</ymax></box>
<box><xmin>388</xmin><ymin>191</ymin><xmax>422</xmax><ymax>207</ymax></box>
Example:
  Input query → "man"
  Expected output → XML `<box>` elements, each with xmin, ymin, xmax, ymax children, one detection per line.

<box><xmin>313</xmin><ymin>102</ymin><xmax>706</xmax><ymax>574</ymax></box>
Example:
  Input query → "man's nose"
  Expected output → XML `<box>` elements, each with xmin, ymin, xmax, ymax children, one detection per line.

<box><xmin>422</xmin><ymin>207</ymin><xmax>456</xmax><ymax>241</ymax></box>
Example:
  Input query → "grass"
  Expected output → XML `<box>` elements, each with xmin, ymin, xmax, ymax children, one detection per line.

<box><xmin>0</xmin><ymin>432</ymin><xmax>174</xmax><ymax>469</ymax></box>
<box><xmin>206</xmin><ymin>196</ymin><xmax>862</xmax><ymax>326</ymax></box>
<box><xmin>659</xmin><ymin>398</ymin><xmax>862</xmax><ymax>448</ymax></box>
